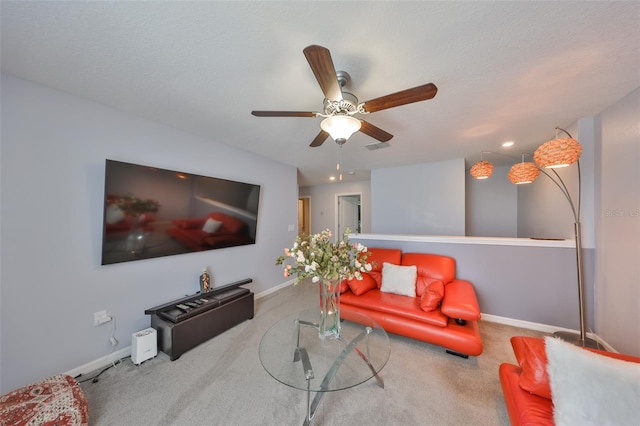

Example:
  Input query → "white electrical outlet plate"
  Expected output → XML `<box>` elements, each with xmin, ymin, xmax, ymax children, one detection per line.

<box><xmin>94</xmin><ymin>310</ymin><xmax>111</xmax><ymax>326</ymax></box>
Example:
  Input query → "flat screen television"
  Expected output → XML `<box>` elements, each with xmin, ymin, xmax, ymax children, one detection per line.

<box><xmin>101</xmin><ymin>159</ymin><xmax>260</xmax><ymax>265</ymax></box>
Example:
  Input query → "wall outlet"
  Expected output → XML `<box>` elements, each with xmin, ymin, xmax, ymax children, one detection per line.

<box><xmin>94</xmin><ymin>310</ymin><xmax>111</xmax><ymax>326</ymax></box>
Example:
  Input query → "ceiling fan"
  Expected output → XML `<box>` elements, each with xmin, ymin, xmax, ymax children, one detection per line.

<box><xmin>251</xmin><ymin>45</ymin><xmax>438</xmax><ymax>148</ymax></box>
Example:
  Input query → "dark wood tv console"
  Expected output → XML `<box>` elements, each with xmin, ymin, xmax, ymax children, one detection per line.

<box><xmin>145</xmin><ymin>278</ymin><xmax>254</xmax><ymax>360</ymax></box>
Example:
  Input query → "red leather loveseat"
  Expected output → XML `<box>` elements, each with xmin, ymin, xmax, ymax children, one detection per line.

<box><xmin>500</xmin><ymin>336</ymin><xmax>640</xmax><ymax>425</ymax></box>
<box><xmin>340</xmin><ymin>248</ymin><xmax>483</xmax><ymax>357</ymax></box>
<box><xmin>167</xmin><ymin>212</ymin><xmax>253</xmax><ymax>251</ymax></box>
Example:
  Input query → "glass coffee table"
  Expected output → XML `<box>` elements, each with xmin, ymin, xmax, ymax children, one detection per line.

<box><xmin>259</xmin><ymin>309</ymin><xmax>390</xmax><ymax>425</ymax></box>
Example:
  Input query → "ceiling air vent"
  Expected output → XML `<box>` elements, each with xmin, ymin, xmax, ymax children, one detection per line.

<box><xmin>364</xmin><ymin>142</ymin><xmax>391</xmax><ymax>151</ymax></box>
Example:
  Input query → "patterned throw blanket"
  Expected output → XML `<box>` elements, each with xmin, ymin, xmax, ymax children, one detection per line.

<box><xmin>0</xmin><ymin>374</ymin><xmax>88</xmax><ymax>426</ymax></box>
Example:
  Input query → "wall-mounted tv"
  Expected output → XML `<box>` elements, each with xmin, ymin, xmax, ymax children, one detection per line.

<box><xmin>101</xmin><ymin>159</ymin><xmax>260</xmax><ymax>265</ymax></box>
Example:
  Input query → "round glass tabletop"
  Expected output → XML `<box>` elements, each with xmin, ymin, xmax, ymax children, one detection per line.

<box><xmin>259</xmin><ymin>308</ymin><xmax>390</xmax><ymax>392</ymax></box>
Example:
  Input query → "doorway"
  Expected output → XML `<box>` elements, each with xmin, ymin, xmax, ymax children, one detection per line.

<box><xmin>298</xmin><ymin>197</ymin><xmax>310</xmax><ymax>236</ymax></box>
<box><xmin>336</xmin><ymin>193</ymin><xmax>362</xmax><ymax>239</ymax></box>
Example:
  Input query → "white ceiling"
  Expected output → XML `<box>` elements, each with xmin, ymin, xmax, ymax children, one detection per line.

<box><xmin>2</xmin><ymin>1</ymin><xmax>639</xmax><ymax>186</ymax></box>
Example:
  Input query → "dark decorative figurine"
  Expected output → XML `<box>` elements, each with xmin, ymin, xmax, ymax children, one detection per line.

<box><xmin>200</xmin><ymin>269</ymin><xmax>210</xmax><ymax>293</ymax></box>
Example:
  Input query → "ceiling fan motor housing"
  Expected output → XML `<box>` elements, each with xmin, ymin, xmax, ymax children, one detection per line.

<box><xmin>323</xmin><ymin>91</ymin><xmax>359</xmax><ymax>115</ymax></box>
<box><xmin>336</xmin><ymin>70</ymin><xmax>351</xmax><ymax>88</ymax></box>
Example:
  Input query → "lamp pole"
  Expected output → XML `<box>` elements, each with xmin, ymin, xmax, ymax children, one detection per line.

<box><xmin>545</xmin><ymin>180</ymin><xmax>596</xmax><ymax>347</ymax></box>
<box><xmin>535</xmin><ymin>130</ymin><xmax>599</xmax><ymax>349</ymax></box>
<box><xmin>574</xmin><ymin>222</ymin><xmax>587</xmax><ymax>342</ymax></box>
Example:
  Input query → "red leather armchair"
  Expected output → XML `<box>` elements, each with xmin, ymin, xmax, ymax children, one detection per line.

<box><xmin>500</xmin><ymin>336</ymin><xmax>640</xmax><ymax>425</ymax></box>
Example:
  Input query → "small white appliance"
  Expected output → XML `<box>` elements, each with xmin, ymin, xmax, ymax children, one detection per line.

<box><xmin>131</xmin><ymin>327</ymin><xmax>157</xmax><ymax>365</ymax></box>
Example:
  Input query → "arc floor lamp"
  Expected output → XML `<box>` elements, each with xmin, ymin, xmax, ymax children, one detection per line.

<box><xmin>470</xmin><ymin>127</ymin><xmax>599</xmax><ymax>349</ymax></box>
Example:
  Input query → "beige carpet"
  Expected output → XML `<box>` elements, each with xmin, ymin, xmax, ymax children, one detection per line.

<box><xmin>80</xmin><ymin>282</ymin><xmax>546</xmax><ymax>425</ymax></box>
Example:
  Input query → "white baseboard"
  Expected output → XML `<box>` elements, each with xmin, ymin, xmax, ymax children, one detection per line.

<box><xmin>481</xmin><ymin>313</ymin><xmax>616</xmax><ymax>352</ymax></box>
<box><xmin>65</xmin><ymin>347</ymin><xmax>131</xmax><ymax>379</ymax></box>
<box><xmin>254</xmin><ymin>279</ymin><xmax>295</xmax><ymax>300</ymax></box>
<box><xmin>481</xmin><ymin>313</ymin><xmax>562</xmax><ymax>333</ymax></box>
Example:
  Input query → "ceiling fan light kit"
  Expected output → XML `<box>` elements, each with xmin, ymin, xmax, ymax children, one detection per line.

<box><xmin>320</xmin><ymin>115</ymin><xmax>362</xmax><ymax>144</ymax></box>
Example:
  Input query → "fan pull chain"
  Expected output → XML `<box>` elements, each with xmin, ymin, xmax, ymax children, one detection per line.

<box><xmin>337</xmin><ymin>143</ymin><xmax>343</xmax><ymax>181</ymax></box>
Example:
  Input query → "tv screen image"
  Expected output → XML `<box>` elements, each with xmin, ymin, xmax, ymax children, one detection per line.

<box><xmin>101</xmin><ymin>159</ymin><xmax>260</xmax><ymax>265</ymax></box>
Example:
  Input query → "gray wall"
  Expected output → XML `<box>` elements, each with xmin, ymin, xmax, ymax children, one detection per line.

<box><xmin>465</xmin><ymin>165</ymin><xmax>518</xmax><ymax>237</ymax></box>
<box><xmin>299</xmin><ymin>180</ymin><xmax>371</xmax><ymax>236</ymax></box>
<box><xmin>595</xmin><ymin>88</ymin><xmax>640</xmax><ymax>356</ymax></box>
<box><xmin>371</xmin><ymin>159</ymin><xmax>466</xmax><ymax>235</ymax></box>
<box><xmin>0</xmin><ymin>74</ymin><xmax>298</xmax><ymax>392</ymax></box>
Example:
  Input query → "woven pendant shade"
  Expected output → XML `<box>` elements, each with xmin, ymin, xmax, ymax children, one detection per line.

<box><xmin>508</xmin><ymin>162</ymin><xmax>540</xmax><ymax>184</ymax></box>
<box><xmin>534</xmin><ymin>137</ymin><xmax>582</xmax><ymax>169</ymax></box>
<box><xmin>470</xmin><ymin>160</ymin><xmax>494</xmax><ymax>179</ymax></box>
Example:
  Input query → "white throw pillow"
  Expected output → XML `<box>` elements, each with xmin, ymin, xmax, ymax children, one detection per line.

<box><xmin>380</xmin><ymin>262</ymin><xmax>417</xmax><ymax>297</ymax></box>
<box><xmin>202</xmin><ymin>217</ymin><xmax>223</xmax><ymax>233</ymax></box>
<box><xmin>546</xmin><ymin>336</ymin><xmax>640</xmax><ymax>426</ymax></box>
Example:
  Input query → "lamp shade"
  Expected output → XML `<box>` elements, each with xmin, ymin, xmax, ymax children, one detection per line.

<box><xmin>470</xmin><ymin>160</ymin><xmax>494</xmax><ymax>179</ymax></box>
<box><xmin>534</xmin><ymin>137</ymin><xmax>582</xmax><ymax>169</ymax></box>
<box><xmin>508</xmin><ymin>162</ymin><xmax>540</xmax><ymax>184</ymax></box>
<box><xmin>320</xmin><ymin>115</ymin><xmax>361</xmax><ymax>141</ymax></box>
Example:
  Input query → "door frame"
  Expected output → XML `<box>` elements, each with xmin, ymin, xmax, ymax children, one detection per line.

<box><xmin>335</xmin><ymin>192</ymin><xmax>363</xmax><ymax>240</ymax></box>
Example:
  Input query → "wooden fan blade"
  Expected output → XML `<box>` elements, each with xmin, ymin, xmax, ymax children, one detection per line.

<box><xmin>362</xmin><ymin>83</ymin><xmax>438</xmax><ymax>113</ymax></box>
<box><xmin>310</xmin><ymin>130</ymin><xmax>330</xmax><ymax>147</ymax></box>
<box><xmin>303</xmin><ymin>45</ymin><xmax>343</xmax><ymax>102</ymax></box>
<box><xmin>359</xmin><ymin>120</ymin><xmax>393</xmax><ymax>142</ymax></box>
<box><xmin>251</xmin><ymin>111</ymin><xmax>316</xmax><ymax>117</ymax></box>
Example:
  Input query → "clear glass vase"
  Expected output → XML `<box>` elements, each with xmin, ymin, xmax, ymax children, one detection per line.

<box><xmin>318</xmin><ymin>278</ymin><xmax>341</xmax><ymax>340</ymax></box>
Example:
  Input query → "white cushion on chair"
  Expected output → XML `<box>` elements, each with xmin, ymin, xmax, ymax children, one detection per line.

<box><xmin>546</xmin><ymin>336</ymin><xmax>640</xmax><ymax>426</ymax></box>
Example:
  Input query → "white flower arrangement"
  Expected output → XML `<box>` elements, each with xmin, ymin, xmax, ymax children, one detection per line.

<box><xmin>276</xmin><ymin>229</ymin><xmax>373</xmax><ymax>284</ymax></box>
